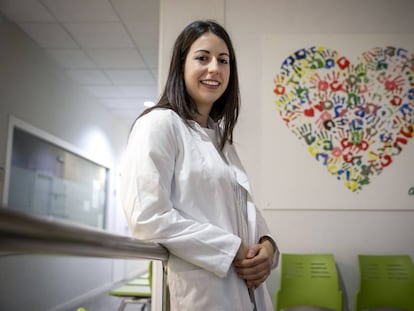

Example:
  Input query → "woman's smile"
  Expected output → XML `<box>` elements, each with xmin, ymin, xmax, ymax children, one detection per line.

<box><xmin>200</xmin><ymin>79</ymin><xmax>221</xmax><ymax>88</ymax></box>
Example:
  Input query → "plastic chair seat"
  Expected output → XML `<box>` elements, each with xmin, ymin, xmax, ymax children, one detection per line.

<box><xmin>127</xmin><ymin>278</ymin><xmax>151</xmax><ymax>286</ymax></box>
<box><xmin>110</xmin><ymin>284</ymin><xmax>151</xmax><ymax>298</ymax></box>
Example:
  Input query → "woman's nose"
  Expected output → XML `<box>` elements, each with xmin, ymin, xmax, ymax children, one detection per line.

<box><xmin>208</xmin><ymin>58</ymin><xmax>219</xmax><ymax>73</ymax></box>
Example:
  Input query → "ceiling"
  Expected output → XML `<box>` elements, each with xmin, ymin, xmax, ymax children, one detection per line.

<box><xmin>0</xmin><ymin>0</ymin><xmax>160</xmax><ymax>127</ymax></box>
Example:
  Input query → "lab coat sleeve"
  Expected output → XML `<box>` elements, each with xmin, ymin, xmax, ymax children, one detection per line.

<box><xmin>256</xmin><ymin>209</ymin><xmax>279</xmax><ymax>269</ymax></box>
<box><xmin>120</xmin><ymin>111</ymin><xmax>241</xmax><ymax>278</ymax></box>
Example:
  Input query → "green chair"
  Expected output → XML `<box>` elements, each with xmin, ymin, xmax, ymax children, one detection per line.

<box><xmin>355</xmin><ymin>255</ymin><xmax>414</xmax><ymax>311</ymax></box>
<box><xmin>110</xmin><ymin>261</ymin><xmax>153</xmax><ymax>311</ymax></box>
<box><xmin>127</xmin><ymin>277</ymin><xmax>150</xmax><ymax>286</ymax></box>
<box><xmin>127</xmin><ymin>261</ymin><xmax>153</xmax><ymax>287</ymax></box>
<box><xmin>275</xmin><ymin>253</ymin><xmax>343</xmax><ymax>311</ymax></box>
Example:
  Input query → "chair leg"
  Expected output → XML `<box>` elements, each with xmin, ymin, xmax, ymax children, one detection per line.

<box><xmin>117</xmin><ymin>297</ymin><xmax>150</xmax><ymax>311</ymax></box>
<box><xmin>117</xmin><ymin>299</ymin><xmax>127</xmax><ymax>311</ymax></box>
<box><xmin>140</xmin><ymin>300</ymin><xmax>151</xmax><ymax>311</ymax></box>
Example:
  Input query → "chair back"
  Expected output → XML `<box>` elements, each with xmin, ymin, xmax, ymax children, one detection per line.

<box><xmin>276</xmin><ymin>253</ymin><xmax>342</xmax><ymax>311</ymax></box>
<box><xmin>110</xmin><ymin>260</ymin><xmax>153</xmax><ymax>311</ymax></box>
<box><xmin>355</xmin><ymin>255</ymin><xmax>414</xmax><ymax>311</ymax></box>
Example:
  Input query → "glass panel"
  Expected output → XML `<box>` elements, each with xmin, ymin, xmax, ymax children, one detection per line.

<box><xmin>8</xmin><ymin>127</ymin><xmax>108</xmax><ymax>229</ymax></box>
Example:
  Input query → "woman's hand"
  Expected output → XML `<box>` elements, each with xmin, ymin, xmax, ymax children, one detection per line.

<box><xmin>234</xmin><ymin>242</ymin><xmax>249</xmax><ymax>262</ymax></box>
<box><xmin>233</xmin><ymin>240</ymin><xmax>274</xmax><ymax>288</ymax></box>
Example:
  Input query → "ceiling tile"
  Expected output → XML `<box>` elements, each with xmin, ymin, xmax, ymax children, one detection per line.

<box><xmin>86</xmin><ymin>48</ymin><xmax>145</xmax><ymax>69</ymax></box>
<box><xmin>82</xmin><ymin>85</ymin><xmax>123</xmax><ymax>98</ymax></box>
<box><xmin>105</xmin><ymin>69</ymin><xmax>155</xmax><ymax>85</ymax></box>
<box><xmin>125</xmin><ymin>21</ymin><xmax>159</xmax><ymax>49</ymax></box>
<box><xmin>18</xmin><ymin>22</ymin><xmax>78</xmax><ymax>48</ymax></box>
<box><xmin>140</xmin><ymin>48</ymin><xmax>158</xmax><ymax>68</ymax></box>
<box><xmin>42</xmin><ymin>0</ymin><xmax>118</xmax><ymax>22</ymax></box>
<box><xmin>64</xmin><ymin>22</ymin><xmax>134</xmax><ymax>48</ymax></box>
<box><xmin>1</xmin><ymin>0</ymin><xmax>160</xmax><ymax>128</ymax></box>
<box><xmin>150</xmin><ymin>68</ymin><xmax>158</xmax><ymax>80</ymax></box>
<box><xmin>99</xmin><ymin>98</ymin><xmax>146</xmax><ymax>109</ymax></box>
<box><xmin>111</xmin><ymin>0</ymin><xmax>159</xmax><ymax>23</ymax></box>
<box><xmin>0</xmin><ymin>0</ymin><xmax>55</xmax><ymax>22</ymax></box>
<box><xmin>120</xmin><ymin>85</ymin><xmax>158</xmax><ymax>98</ymax></box>
<box><xmin>65</xmin><ymin>69</ymin><xmax>112</xmax><ymax>85</ymax></box>
<box><xmin>45</xmin><ymin>49</ymin><xmax>96</xmax><ymax>68</ymax></box>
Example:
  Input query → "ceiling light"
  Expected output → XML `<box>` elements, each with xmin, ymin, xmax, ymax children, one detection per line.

<box><xmin>144</xmin><ymin>101</ymin><xmax>156</xmax><ymax>107</ymax></box>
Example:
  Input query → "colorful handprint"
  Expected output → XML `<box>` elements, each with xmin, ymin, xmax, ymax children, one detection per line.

<box><xmin>273</xmin><ymin>46</ymin><xmax>414</xmax><ymax>192</ymax></box>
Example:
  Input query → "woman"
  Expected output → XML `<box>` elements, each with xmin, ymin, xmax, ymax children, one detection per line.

<box><xmin>120</xmin><ymin>20</ymin><xmax>279</xmax><ymax>311</ymax></box>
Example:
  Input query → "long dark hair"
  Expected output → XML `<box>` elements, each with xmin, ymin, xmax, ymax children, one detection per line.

<box><xmin>139</xmin><ymin>20</ymin><xmax>240</xmax><ymax>150</ymax></box>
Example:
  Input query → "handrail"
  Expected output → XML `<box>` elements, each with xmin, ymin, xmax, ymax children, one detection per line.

<box><xmin>0</xmin><ymin>206</ymin><xmax>169</xmax><ymax>261</ymax></box>
<box><xmin>0</xmin><ymin>206</ymin><xmax>169</xmax><ymax>311</ymax></box>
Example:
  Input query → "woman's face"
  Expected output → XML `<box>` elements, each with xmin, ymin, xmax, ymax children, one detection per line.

<box><xmin>184</xmin><ymin>32</ymin><xmax>230</xmax><ymax>112</ymax></box>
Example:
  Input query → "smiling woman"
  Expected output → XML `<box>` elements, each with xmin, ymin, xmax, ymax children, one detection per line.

<box><xmin>120</xmin><ymin>20</ymin><xmax>279</xmax><ymax>311</ymax></box>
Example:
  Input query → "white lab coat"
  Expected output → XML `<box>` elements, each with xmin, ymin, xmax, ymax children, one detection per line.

<box><xmin>120</xmin><ymin>109</ymin><xmax>276</xmax><ymax>311</ymax></box>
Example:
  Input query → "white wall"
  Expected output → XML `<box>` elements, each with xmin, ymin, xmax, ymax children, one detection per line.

<box><xmin>0</xmin><ymin>15</ymin><xmax>146</xmax><ymax>311</ymax></box>
<box><xmin>160</xmin><ymin>0</ymin><xmax>414</xmax><ymax>310</ymax></box>
<box><xmin>225</xmin><ymin>1</ymin><xmax>414</xmax><ymax>309</ymax></box>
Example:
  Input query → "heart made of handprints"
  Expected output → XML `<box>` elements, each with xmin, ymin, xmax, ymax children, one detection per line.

<box><xmin>273</xmin><ymin>46</ymin><xmax>414</xmax><ymax>192</ymax></box>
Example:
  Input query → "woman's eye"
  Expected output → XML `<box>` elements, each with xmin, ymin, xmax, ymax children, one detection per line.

<box><xmin>195</xmin><ymin>55</ymin><xmax>229</xmax><ymax>64</ymax></box>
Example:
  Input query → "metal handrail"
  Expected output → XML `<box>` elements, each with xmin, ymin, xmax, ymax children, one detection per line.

<box><xmin>0</xmin><ymin>207</ymin><xmax>168</xmax><ymax>260</ymax></box>
<box><xmin>0</xmin><ymin>206</ymin><xmax>169</xmax><ymax>311</ymax></box>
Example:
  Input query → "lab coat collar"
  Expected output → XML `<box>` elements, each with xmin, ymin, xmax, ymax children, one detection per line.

<box><xmin>189</xmin><ymin>117</ymin><xmax>253</xmax><ymax>197</ymax></box>
<box><xmin>187</xmin><ymin>117</ymin><xmax>219</xmax><ymax>135</ymax></box>
<box><xmin>222</xmin><ymin>145</ymin><xmax>252</xmax><ymax>194</ymax></box>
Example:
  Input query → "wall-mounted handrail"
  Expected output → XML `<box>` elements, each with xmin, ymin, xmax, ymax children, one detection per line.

<box><xmin>0</xmin><ymin>206</ymin><xmax>168</xmax><ymax>261</ymax></box>
<box><xmin>0</xmin><ymin>206</ymin><xmax>169</xmax><ymax>311</ymax></box>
